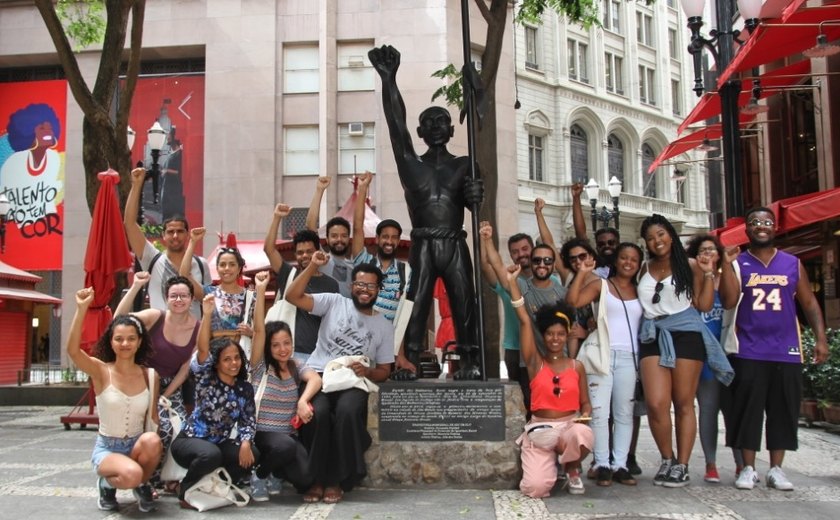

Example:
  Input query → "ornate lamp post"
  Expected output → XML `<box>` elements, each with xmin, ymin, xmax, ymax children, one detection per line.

<box><xmin>680</xmin><ymin>0</ymin><xmax>763</xmax><ymax>220</ymax></box>
<box><xmin>585</xmin><ymin>176</ymin><xmax>622</xmax><ymax>232</ymax></box>
<box><xmin>136</xmin><ymin>122</ymin><xmax>167</xmax><ymax>225</ymax></box>
<box><xmin>0</xmin><ymin>192</ymin><xmax>11</xmax><ymax>253</ymax></box>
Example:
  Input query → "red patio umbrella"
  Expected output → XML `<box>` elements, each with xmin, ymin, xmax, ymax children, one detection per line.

<box><xmin>62</xmin><ymin>168</ymin><xmax>134</xmax><ymax>429</ymax></box>
<box><xmin>80</xmin><ymin>168</ymin><xmax>134</xmax><ymax>352</ymax></box>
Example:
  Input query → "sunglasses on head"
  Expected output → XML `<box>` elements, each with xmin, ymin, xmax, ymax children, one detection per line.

<box><xmin>652</xmin><ymin>281</ymin><xmax>664</xmax><ymax>304</ymax></box>
<box><xmin>531</xmin><ymin>256</ymin><xmax>555</xmax><ymax>266</ymax></box>
<box><xmin>219</xmin><ymin>247</ymin><xmax>239</xmax><ymax>254</ymax></box>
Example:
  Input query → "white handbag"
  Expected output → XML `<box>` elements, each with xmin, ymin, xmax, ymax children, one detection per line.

<box><xmin>266</xmin><ymin>267</ymin><xmax>297</xmax><ymax>337</ymax></box>
<box><xmin>159</xmin><ymin>395</ymin><xmax>188</xmax><ymax>482</ymax></box>
<box><xmin>322</xmin><ymin>355</ymin><xmax>379</xmax><ymax>393</ymax></box>
<box><xmin>183</xmin><ymin>467</ymin><xmax>250</xmax><ymax>512</ymax></box>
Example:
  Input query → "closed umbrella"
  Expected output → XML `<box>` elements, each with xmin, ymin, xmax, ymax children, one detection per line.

<box><xmin>80</xmin><ymin>168</ymin><xmax>134</xmax><ymax>352</ymax></box>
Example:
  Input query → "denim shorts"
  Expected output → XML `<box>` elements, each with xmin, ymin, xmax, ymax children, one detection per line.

<box><xmin>91</xmin><ymin>434</ymin><xmax>140</xmax><ymax>471</ymax></box>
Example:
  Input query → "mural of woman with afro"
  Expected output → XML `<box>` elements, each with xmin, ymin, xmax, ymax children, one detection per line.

<box><xmin>0</xmin><ymin>102</ymin><xmax>64</xmax><ymax>225</ymax></box>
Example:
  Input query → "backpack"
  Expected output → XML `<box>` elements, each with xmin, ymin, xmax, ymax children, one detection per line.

<box><xmin>132</xmin><ymin>252</ymin><xmax>206</xmax><ymax>312</ymax></box>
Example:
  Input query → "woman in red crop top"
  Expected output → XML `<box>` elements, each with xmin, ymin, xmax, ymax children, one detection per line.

<box><xmin>508</xmin><ymin>264</ymin><xmax>594</xmax><ymax>498</ymax></box>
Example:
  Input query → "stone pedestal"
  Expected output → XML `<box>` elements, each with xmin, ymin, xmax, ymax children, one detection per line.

<box><xmin>363</xmin><ymin>380</ymin><xmax>526</xmax><ymax>489</ymax></box>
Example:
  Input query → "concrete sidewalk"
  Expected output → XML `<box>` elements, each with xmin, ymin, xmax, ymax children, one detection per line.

<box><xmin>1</xmin><ymin>406</ymin><xmax>839</xmax><ymax>519</ymax></box>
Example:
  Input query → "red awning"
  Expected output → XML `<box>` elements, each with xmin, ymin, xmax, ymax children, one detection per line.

<box><xmin>716</xmin><ymin>3</ymin><xmax>840</xmax><ymax>90</ymax></box>
<box><xmin>678</xmin><ymin>61</ymin><xmax>811</xmax><ymax>134</ymax></box>
<box><xmin>648</xmin><ymin>114</ymin><xmax>756</xmax><ymax>173</ymax></box>
<box><xmin>712</xmin><ymin>187</ymin><xmax>840</xmax><ymax>246</ymax></box>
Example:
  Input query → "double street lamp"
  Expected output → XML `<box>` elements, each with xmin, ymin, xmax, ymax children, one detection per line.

<box><xmin>680</xmin><ymin>0</ymin><xmax>763</xmax><ymax>221</ymax></box>
<box><xmin>585</xmin><ymin>176</ymin><xmax>622</xmax><ymax>232</ymax></box>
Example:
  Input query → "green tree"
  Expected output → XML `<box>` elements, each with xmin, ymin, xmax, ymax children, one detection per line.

<box><xmin>34</xmin><ymin>0</ymin><xmax>146</xmax><ymax>214</ymax></box>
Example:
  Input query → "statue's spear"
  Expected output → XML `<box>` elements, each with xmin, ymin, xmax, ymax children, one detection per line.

<box><xmin>459</xmin><ymin>0</ymin><xmax>488</xmax><ymax>381</ymax></box>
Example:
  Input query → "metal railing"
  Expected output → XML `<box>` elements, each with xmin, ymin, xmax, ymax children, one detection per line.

<box><xmin>16</xmin><ymin>365</ymin><xmax>87</xmax><ymax>386</ymax></box>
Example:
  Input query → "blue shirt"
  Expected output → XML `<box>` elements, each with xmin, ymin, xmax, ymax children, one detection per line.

<box><xmin>185</xmin><ymin>352</ymin><xmax>256</xmax><ymax>443</ymax></box>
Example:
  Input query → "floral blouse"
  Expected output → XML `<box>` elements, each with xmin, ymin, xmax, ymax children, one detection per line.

<box><xmin>183</xmin><ymin>352</ymin><xmax>256</xmax><ymax>444</ymax></box>
<box><xmin>203</xmin><ymin>285</ymin><xmax>254</xmax><ymax>332</ymax></box>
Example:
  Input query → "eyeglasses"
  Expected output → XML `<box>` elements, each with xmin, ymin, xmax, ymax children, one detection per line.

<box><xmin>552</xmin><ymin>375</ymin><xmax>562</xmax><ymax>396</ymax></box>
<box><xmin>652</xmin><ymin>281</ymin><xmax>664</xmax><ymax>305</ymax></box>
<box><xmin>747</xmin><ymin>218</ymin><xmax>775</xmax><ymax>228</ymax></box>
<box><xmin>698</xmin><ymin>246</ymin><xmax>717</xmax><ymax>255</ymax></box>
<box><xmin>352</xmin><ymin>281</ymin><xmax>380</xmax><ymax>291</ymax></box>
<box><xmin>596</xmin><ymin>239</ymin><xmax>617</xmax><ymax>248</ymax></box>
<box><xmin>568</xmin><ymin>252</ymin><xmax>590</xmax><ymax>263</ymax></box>
<box><xmin>168</xmin><ymin>293</ymin><xmax>191</xmax><ymax>301</ymax></box>
<box><xmin>531</xmin><ymin>256</ymin><xmax>555</xmax><ymax>266</ymax></box>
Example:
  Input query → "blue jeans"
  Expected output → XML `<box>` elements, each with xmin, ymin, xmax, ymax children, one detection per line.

<box><xmin>587</xmin><ymin>350</ymin><xmax>636</xmax><ymax>470</ymax></box>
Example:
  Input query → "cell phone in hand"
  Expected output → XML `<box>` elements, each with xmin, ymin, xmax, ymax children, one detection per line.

<box><xmin>290</xmin><ymin>402</ymin><xmax>314</xmax><ymax>429</ymax></box>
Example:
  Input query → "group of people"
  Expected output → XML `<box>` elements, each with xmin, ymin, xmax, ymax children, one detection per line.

<box><xmin>70</xmin><ymin>157</ymin><xmax>828</xmax><ymax>510</ymax></box>
<box><xmin>71</xmin><ymin>167</ymin><xmax>401</xmax><ymax>512</ymax></box>
<box><xmin>480</xmin><ymin>194</ymin><xmax>828</xmax><ymax>498</ymax></box>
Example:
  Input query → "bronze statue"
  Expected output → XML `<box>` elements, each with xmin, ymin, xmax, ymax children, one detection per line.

<box><xmin>369</xmin><ymin>44</ymin><xmax>483</xmax><ymax>380</ymax></box>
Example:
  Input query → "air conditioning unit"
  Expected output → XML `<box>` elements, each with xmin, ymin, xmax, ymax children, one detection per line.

<box><xmin>348</xmin><ymin>122</ymin><xmax>365</xmax><ymax>136</ymax></box>
<box><xmin>347</xmin><ymin>55</ymin><xmax>365</xmax><ymax>68</ymax></box>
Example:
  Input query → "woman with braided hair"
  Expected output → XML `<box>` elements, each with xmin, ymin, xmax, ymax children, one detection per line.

<box><xmin>636</xmin><ymin>215</ymin><xmax>733</xmax><ymax>488</ymax></box>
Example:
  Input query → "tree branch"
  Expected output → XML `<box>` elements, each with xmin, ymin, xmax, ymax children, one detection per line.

<box><xmin>33</xmin><ymin>0</ymin><xmax>99</xmax><ymax>118</ymax></box>
<box><xmin>92</xmin><ymin>0</ymin><xmax>132</xmax><ymax>112</ymax></box>
<box><xmin>116</xmin><ymin>0</ymin><xmax>145</xmax><ymax>133</ymax></box>
<box><xmin>474</xmin><ymin>0</ymin><xmax>492</xmax><ymax>23</ymax></box>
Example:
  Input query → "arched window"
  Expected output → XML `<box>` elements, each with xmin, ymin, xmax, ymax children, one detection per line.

<box><xmin>607</xmin><ymin>134</ymin><xmax>624</xmax><ymax>186</ymax></box>
<box><xmin>570</xmin><ymin>124</ymin><xmax>589</xmax><ymax>184</ymax></box>
<box><xmin>642</xmin><ymin>143</ymin><xmax>656</xmax><ymax>198</ymax></box>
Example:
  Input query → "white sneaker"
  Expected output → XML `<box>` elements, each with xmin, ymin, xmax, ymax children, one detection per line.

<box><xmin>735</xmin><ymin>465</ymin><xmax>759</xmax><ymax>490</ymax></box>
<box><xmin>766</xmin><ymin>466</ymin><xmax>794</xmax><ymax>491</ymax></box>
<box><xmin>567</xmin><ymin>473</ymin><xmax>585</xmax><ymax>495</ymax></box>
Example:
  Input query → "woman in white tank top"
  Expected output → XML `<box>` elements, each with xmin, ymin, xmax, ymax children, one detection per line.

<box><xmin>67</xmin><ymin>288</ymin><xmax>163</xmax><ymax>512</ymax></box>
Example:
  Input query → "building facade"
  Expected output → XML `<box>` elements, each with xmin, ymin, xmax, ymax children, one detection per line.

<box><xmin>0</xmin><ymin>0</ymin><xmax>709</xmax><ymax>365</ymax></box>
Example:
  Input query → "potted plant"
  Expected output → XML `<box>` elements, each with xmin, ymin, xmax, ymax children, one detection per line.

<box><xmin>800</xmin><ymin>327</ymin><xmax>822</xmax><ymax>424</ymax></box>
<box><xmin>817</xmin><ymin>331</ymin><xmax>840</xmax><ymax>424</ymax></box>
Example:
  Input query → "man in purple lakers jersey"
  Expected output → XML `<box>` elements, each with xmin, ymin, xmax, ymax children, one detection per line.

<box><xmin>720</xmin><ymin>207</ymin><xmax>829</xmax><ymax>492</ymax></box>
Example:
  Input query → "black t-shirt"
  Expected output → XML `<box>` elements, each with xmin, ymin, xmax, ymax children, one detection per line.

<box><xmin>276</xmin><ymin>262</ymin><xmax>339</xmax><ymax>355</ymax></box>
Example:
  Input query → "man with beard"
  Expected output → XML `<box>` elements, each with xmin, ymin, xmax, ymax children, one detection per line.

<box><xmin>285</xmin><ymin>250</ymin><xmax>394</xmax><ymax>501</ymax></box>
<box><xmin>720</xmin><ymin>207</ymin><xmax>829</xmax><ymax>492</ymax></box>
<box><xmin>482</xmin><ymin>225</ymin><xmax>567</xmax><ymax>357</ymax></box>
<box><xmin>264</xmin><ymin>204</ymin><xmax>339</xmax><ymax>363</ymax></box>
<box><xmin>351</xmin><ymin>171</ymin><xmax>407</xmax><ymax>323</ymax></box>
<box><xmin>124</xmin><ymin>167</ymin><xmax>210</xmax><ymax>318</ymax></box>
<box><xmin>305</xmin><ymin>176</ymin><xmax>354</xmax><ymax>297</ymax></box>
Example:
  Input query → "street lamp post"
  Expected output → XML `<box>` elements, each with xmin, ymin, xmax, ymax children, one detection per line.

<box><xmin>585</xmin><ymin>176</ymin><xmax>622</xmax><ymax>232</ymax></box>
<box><xmin>137</xmin><ymin>122</ymin><xmax>167</xmax><ymax>226</ymax></box>
<box><xmin>680</xmin><ymin>0</ymin><xmax>762</xmax><ymax>221</ymax></box>
<box><xmin>0</xmin><ymin>192</ymin><xmax>11</xmax><ymax>253</ymax></box>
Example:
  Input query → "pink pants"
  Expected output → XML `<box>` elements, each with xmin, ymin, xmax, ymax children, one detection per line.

<box><xmin>516</xmin><ymin>416</ymin><xmax>594</xmax><ymax>498</ymax></box>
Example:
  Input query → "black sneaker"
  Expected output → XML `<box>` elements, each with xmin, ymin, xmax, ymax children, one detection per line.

<box><xmin>133</xmin><ymin>484</ymin><xmax>156</xmax><ymax>512</ymax></box>
<box><xmin>97</xmin><ymin>477</ymin><xmax>118</xmax><ymax>511</ymax></box>
<box><xmin>653</xmin><ymin>458</ymin><xmax>675</xmax><ymax>486</ymax></box>
<box><xmin>596</xmin><ymin>466</ymin><xmax>613</xmax><ymax>487</ymax></box>
<box><xmin>662</xmin><ymin>463</ymin><xmax>690</xmax><ymax>488</ymax></box>
<box><xmin>627</xmin><ymin>454</ymin><xmax>642</xmax><ymax>476</ymax></box>
<box><xmin>612</xmin><ymin>467</ymin><xmax>637</xmax><ymax>486</ymax></box>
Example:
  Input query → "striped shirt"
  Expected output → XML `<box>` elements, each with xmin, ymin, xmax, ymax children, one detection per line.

<box><xmin>252</xmin><ymin>363</ymin><xmax>298</xmax><ymax>434</ymax></box>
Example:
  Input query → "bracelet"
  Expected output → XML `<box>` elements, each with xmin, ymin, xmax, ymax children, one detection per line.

<box><xmin>704</xmin><ymin>271</ymin><xmax>715</xmax><ymax>279</ymax></box>
<box><xmin>510</xmin><ymin>297</ymin><xmax>525</xmax><ymax>308</ymax></box>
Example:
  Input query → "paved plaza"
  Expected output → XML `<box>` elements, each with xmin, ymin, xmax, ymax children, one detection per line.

<box><xmin>1</xmin><ymin>406</ymin><xmax>839</xmax><ymax>519</ymax></box>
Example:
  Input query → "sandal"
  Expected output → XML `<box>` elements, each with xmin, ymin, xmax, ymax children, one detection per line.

<box><xmin>323</xmin><ymin>486</ymin><xmax>343</xmax><ymax>504</ymax></box>
<box><xmin>303</xmin><ymin>483</ymin><xmax>324</xmax><ymax>503</ymax></box>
